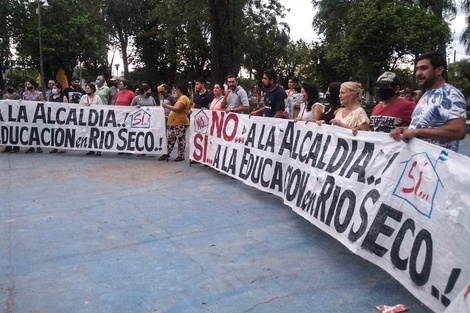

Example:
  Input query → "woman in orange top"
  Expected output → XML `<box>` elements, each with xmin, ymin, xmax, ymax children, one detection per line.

<box><xmin>159</xmin><ymin>84</ymin><xmax>191</xmax><ymax>162</ymax></box>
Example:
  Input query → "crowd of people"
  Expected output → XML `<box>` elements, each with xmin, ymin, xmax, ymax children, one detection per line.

<box><xmin>1</xmin><ymin>51</ymin><xmax>467</xmax><ymax>159</ymax></box>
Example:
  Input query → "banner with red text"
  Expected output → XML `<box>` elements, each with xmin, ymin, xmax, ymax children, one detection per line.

<box><xmin>189</xmin><ymin>109</ymin><xmax>470</xmax><ymax>313</ymax></box>
<box><xmin>0</xmin><ymin>100</ymin><xmax>166</xmax><ymax>154</ymax></box>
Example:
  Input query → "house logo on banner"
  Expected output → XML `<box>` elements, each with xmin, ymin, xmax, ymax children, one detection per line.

<box><xmin>194</xmin><ymin>110</ymin><xmax>209</xmax><ymax>134</ymax></box>
<box><xmin>129</xmin><ymin>108</ymin><xmax>151</xmax><ymax>128</ymax></box>
<box><xmin>393</xmin><ymin>151</ymin><xmax>445</xmax><ymax>218</ymax></box>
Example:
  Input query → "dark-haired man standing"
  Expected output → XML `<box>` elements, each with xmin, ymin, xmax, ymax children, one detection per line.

<box><xmin>390</xmin><ymin>52</ymin><xmax>466</xmax><ymax>152</ymax></box>
<box><xmin>251</xmin><ymin>69</ymin><xmax>286</xmax><ymax>118</ymax></box>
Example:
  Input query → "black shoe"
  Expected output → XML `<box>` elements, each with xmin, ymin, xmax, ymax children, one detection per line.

<box><xmin>86</xmin><ymin>151</ymin><xmax>95</xmax><ymax>156</ymax></box>
<box><xmin>50</xmin><ymin>149</ymin><xmax>58</xmax><ymax>154</ymax></box>
<box><xmin>25</xmin><ymin>148</ymin><xmax>35</xmax><ymax>153</ymax></box>
<box><xmin>190</xmin><ymin>160</ymin><xmax>198</xmax><ymax>165</ymax></box>
<box><xmin>1</xmin><ymin>147</ymin><xmax>12</xmax><ymax>153</ymax></box>
<box><xmin>158</xmin><ymin>154</ymin><xmax>169</xmax><ymax>161</ymax></box>
<box><xmin>174</xmin><ymin>156</ymin><xmax>185</xmax><ymax>162</ymax></box>
<box><xmin>11</xmin><ymin>147</ymin><xmax>20</xmax><ymax>153</ymax></box>
<box><xmin>96</xmin><ymin>152</ymin><xmax>102</xmax><ymax>156</ymax></box>
<box><xmin>36</xmin><ymin>148</ymin><xmax>43</xmax><ymax>153</ymax></box>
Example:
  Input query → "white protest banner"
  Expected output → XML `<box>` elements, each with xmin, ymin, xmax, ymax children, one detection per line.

<box><xmin>189</xmin><ymin>110</ymin><xmax>470</xmax><ymax>313</ymax></box>
<box><xmin>0</xmin><ymin>100</ymin><xmax>166</xmax><ymax>154</ymax></box>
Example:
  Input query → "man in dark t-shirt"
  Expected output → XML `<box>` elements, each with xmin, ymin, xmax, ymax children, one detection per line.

<box><xmin>63</xmin><ymin>77</ymin><xmax>86</xmax><ymax>104</ymax></box>
<box><xmin>192</xmin><ymin>77</ymin><xmax>214</xmax><ymax>109</ymax></box>
<box><xmin>251</xmin><ymin>69</ymin><xmax>286</xmax><ymax>118</ymax></box>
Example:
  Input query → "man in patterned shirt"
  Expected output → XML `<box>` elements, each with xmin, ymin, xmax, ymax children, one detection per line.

<box><xmin>390</xmin><ymin>52</ymin><xmax>466</xmax><ymax>152</ymax></box>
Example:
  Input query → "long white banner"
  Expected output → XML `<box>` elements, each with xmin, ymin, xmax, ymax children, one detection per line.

<box><xmin>0</xmin><ymin>100</ymin><xmax>167</xmax><ymax>154</ymax></box>
<box><xmin>189</xmin><ymin>110</ymin><xmax>470</xmax><ymax>313</ymax></box>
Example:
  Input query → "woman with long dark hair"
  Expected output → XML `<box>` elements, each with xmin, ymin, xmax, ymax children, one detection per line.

<box><xmin>317</xmin><ymin>82</ymin><xmax>342</xmax><ymax>125</ymax></box>
<box><xmin>295</xmin><ymin>82</ymin><xmax>324</xmax><ymax>122</ymax></box>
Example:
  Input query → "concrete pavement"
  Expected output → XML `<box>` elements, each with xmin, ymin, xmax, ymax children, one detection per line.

<box><xmin>3</xmin><ymin>136</ymin><xmax>470</xmax><ymax>312</ymax></box>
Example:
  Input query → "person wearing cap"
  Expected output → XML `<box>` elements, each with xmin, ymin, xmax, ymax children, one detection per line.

<box><xmin>108</xmin><ymin>76</ymin><xmax>123</xmax><ymax>105</ymax></box>
<box><xmin>370</xmin><ymin>72</ymin><xmax>415</xmax><ymax>133</ymax></box>
<box><xmin>390</xmin><ymin>52</ymin><xmax>466</xmax><ymax>152</ymax></box>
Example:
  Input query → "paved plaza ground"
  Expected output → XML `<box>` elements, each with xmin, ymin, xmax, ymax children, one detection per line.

<box><xmin>1</xmin><ymin>136</ymin><xmax>469</xmax><ymax>313</ymax></box>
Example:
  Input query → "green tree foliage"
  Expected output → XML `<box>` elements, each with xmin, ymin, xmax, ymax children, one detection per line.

<box><xmin>461</xmin><ymin>0</ymin><xmax>470</xmax><ymax>54</ymax></box>
<box><xmin>11</xmin><ymin>0</ymin><xmax>108</xmax><ymax>84</ymax></box>
<box><xmin>312</xmin><ymin>0</ymin><xmax>451</xmax><ymax>86</ymax></box>
<box><xmin>448</xmin><ymin>59</ymin><xmax>470</xmax><ymax>98</ymax></box>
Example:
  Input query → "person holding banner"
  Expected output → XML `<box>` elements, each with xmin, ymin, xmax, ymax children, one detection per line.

<box><xmin>80</xmin><ymin>83</ymin><xmax>103</xmax><ymax>156</ymax></box>
<box><xmin>390</xmin><ymin>51</ymin><xmax>466</xmax><ymax>152</ymax></box>
<box><xmin>22</xmin><ymin>79</ymin><xmax>45</xmax><ymax>153</ymax></box>
<box><xmin>159</xmin><ymin>84</ymin><xmax>191</xmax><ymax>162</ymax></box>
<box><xmin>221</xmin><ymin>74</ymin><xmax>250</xmax><ymax>114</ymax></box>
<box><xmin>370</xmin><ymin>72</ymin><xmax>415</xmax><ymax>133</ymax></box>
<box><xmin>48</xmin><ymin>82</ymin><xmax>68</xmax><ymax>154</ymax></box>
<box><xmin>327</xmin><ymin>81</ymin><xmax>369</xmax><ymax>135</ymax></box>
<box><xmin>317</xmin><ymin>82</ymin><xmax>342</xmax><ymax>125</ymax></box>
<box><xmin>297</xmin><ymin>82</ymin><xmax>324</xmax><ymax>122</ymax></box>
<box><xmin>251</xmin><ymin>69</ymin><xmax>287</xmax><ymax>118</ymax></box>
<box><xmin>2</xmin><ymin>83</ymin><xmax>21</xmax><ymax>153</ymax></box>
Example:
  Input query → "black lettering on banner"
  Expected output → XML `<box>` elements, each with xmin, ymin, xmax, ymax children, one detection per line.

<box><xmin>213</xmin><ymin>144</ymin><xmax>222</xmax><ymax>168</ymax></box>
<box><xmin>316</xmin><ymin>134</ymin><xmax>331</xmax><ymax>170</ymax></box>
<box><xmin>325</xmin><ymin>186</ymin><xmax>341</xmax><ymax>226</ymax></box>
<box><xmin>333</xmin><ymin>189</ymin><xmax>356</xmax><ymax>233</ymax></box>
<box><xmin>66</xmin><ymin>108</ymin><xmax>78</xmax><ymax>125</ymax></box>
<box><xmin>325</xmin><ymin>138</ymin><xmax>349</xmax><ymax>174</ymax></box>
<box><xmin>269</xmin><ymin>161</ymin><xmax>284</xmax><ymax>192</ymax></box>
<box><xmin>56</xmin><ymin>107</ymin><xmax>66</xmax><ymax>125</ymax></box>
<box><xmin>285</xmin><ymin>168</ymin><xmax>310</xmax><ymax>202</ymax></box>
<box><xmin>391</xmin><ymin>218</ymin><xmax>415</xmax><ymax>271</ymax></box>
<box><xmin>104</xmin><ymin>110</ymin><xmax>117</xmax><ymax>127</ymax></box>
<box><xmin>0</xmin><ymin>107</ymin><xmax>3</xmax><ymax>121</ymax></box>
<box><xmin>78</xmin><ymin>109</ymin><xmax>87</xmax><ymax>126</ymax></box>
<box><xmin>260</xmin><ymin>158</ymin><xmax>273</xmax><ymax>188</ymax></box>
<box><xmin>88</xmin><ymin>127</ymin><xmax>100</xmax><ymax>149</ymax></box>
<box><xmin>40</xmin><ymin>128</ymin><xmax>51</xmax><ymax>146</ymax></box>
<box><xmin>339</xmin><ymin>140</ymin><xmax>358</xmax><ymax>176</ymax></box>
<box><xmin>29</xmin><ymin>127</ymin><xmax>40</xmax><ymax>145</ymax></box>
<box><xmin>220</xmin><ymin>148</ymin><xmax>237</xmax><ymax>175</ymax></box>
<box><xmin>261</xmin><ymin>126</ymin><xmax>276</xmax><ymax>153</ymax></box>
<box><xmin>348</xmin><ymin>189</ymin><xmax>380</xmax><ymax>242</ymax></box>
<box><xmin>33</xmin><ymin>103</ymin><xmax>46</xmax><ymax>123</ymax></box>
<box><xmin>20</xmin><ymin>127</ymin><xmax>29</xmax><ymax>145</ymax></box>
<box><xmin>238</xmin><ymin>148</ymin><xmax>253</xmax><ymax>180</ymax></box>
<box><xmin>16</xmin><ymin>105</ymin><xmax>28</xmax><ymax>123</ymax></box>
<box><xmin>409</xmin><ymin>229</ymin><xmax>433</xmax><ymax>286</ymax></box>
<box><xmin>116</xmin><ymin>128</ymin><xmax>127</xmax><ymax>151</ymax></box>
<box><xmin>345</xmin><ymin>142</ymin><xmax>374</xmax><ymax>183</ymax></box>
<box><xmin>46</xmin><ymin>107</ymin><xmax>56</xmax><ymax>124</ymax></box>
<box><xmin>88</xmin><ymin>109</ymin><xmax>99</xmax><ymax>126</ymax></box>
<box><xmin>144</xmin><ymin>132</ymin><xmax>155</xmax><ymax>152</ymax></box>
<box><xmin>278</xmin><ymin>121</ymin><xmax>295</xmax><ymax>156</ymax></box>
<box><xmin>314</xmin><ymin>175</ymin><xmax>335</xmax><ymax>221</ymax></box>
<box><xmin>362</xmin><ymin>203</ymin><xmax>402</xmax><ymax>257</ymax></box>
<box><xmin>298</xmin><ymin>131</ymin><xmax>312</xmax><ymax>163</ymax></box>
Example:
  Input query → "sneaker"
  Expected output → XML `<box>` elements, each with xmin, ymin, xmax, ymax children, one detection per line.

<box><xmin>158</xmin><ymin>154</ymin><xmax>169</xmax><ymax>161</ymax></box>
<box><xmin>11</xmin><ymin>147</ymin><xmax>20</xmax><ymax>153</ymax></box>
<box><xmin>1</xmin><ymin>147</ymin><xmax>12</xmax><ymax>153</ymax></box>
<box><xmin>174</xmin><ymin>156</ymin><xmax>185</xmax><ymax>162</ymax></box>
<box><xmin>85</xmin><ymin>151</ymin><xmax>95</xmax><ymax>156</ymax></box>
<box><xmin>96</xmin><ymin>152</ymin><xmax>102</xmax><ymax>156</ymax></box>
<box><xmin>25</xmin><ymin>148</ymin><xmax>35</xmax><ymax>153</ymax></box>
<box><xmin>36</xmin><ymin>148</ymin><xmax>43</xmax><ymax>153</ymax></box>
<box><xmin>49</xmin><ymin>149</ymin><xmax>58</xmax><ymax>154</ymax></box>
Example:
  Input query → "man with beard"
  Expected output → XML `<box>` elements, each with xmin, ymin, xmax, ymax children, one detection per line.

<box><xmin>390</xmin><ymin>52</ymin><xmax>466</xmax><ymax>152</ymax></box>
<box><xmin>63</xmin><ymin>77</ymin><xmax>86</xmax><ymax>104</ymax></box>
<box><xmin>370</xmin><ymin>72</ymin><xmax>415</xmax><ymax>133</ymax></box>
<box><xmin>251</xmin><ymin>69</ymin><xmax>287</xmax><ymax>118</ymax></box>
<box><xmin>220</xmin><ymin>74</ymin><xmax>250</xmax><ymax>113</ymax></box>
<box><xmin>192</xmin><ymin>77</ymin><xmax>213</xmax><ymax>110</ymax></box>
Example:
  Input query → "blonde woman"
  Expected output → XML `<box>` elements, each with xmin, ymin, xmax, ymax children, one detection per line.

<box><xmin>330</xmin><ymin>81</ymin><xmax>369</xmax><ymax>135</ymax></box>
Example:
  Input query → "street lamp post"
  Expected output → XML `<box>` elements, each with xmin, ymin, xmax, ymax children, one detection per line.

<box><xmin>31</xmin><ymin>0</ymin><xmax>49</xmax><ymax>92</ymax></box>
